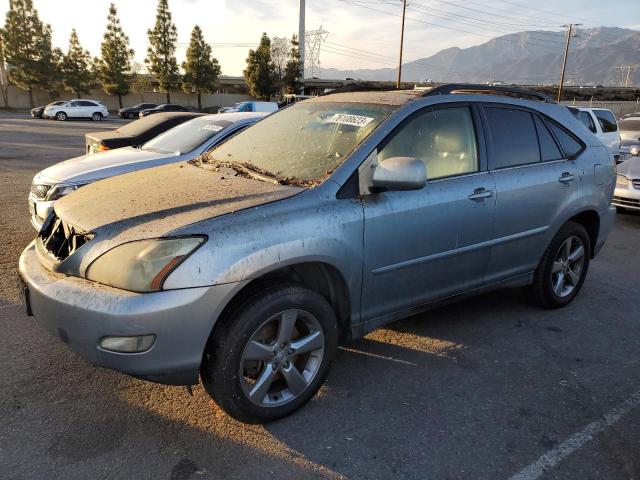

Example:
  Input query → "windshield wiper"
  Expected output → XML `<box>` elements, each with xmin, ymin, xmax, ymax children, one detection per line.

<box><xmin>208</xmin><ymin>160</ymin><xmax>280</xmax><ymax>184</ymax></box>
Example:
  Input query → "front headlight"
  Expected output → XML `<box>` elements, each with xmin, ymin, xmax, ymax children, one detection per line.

<box><xmin>46</xmin><ymin>183</ymin><xmax>87</xmax><ymax>201</ymax></box>
<box><xmin>86</xmin><ymin>237</ymin><xmax>206</xmax><ymax>292</ymax></box>
<box><xmin>616</xmin><ymin>175</ymin><xmax>629</xmax><ymax>188</ymax></box>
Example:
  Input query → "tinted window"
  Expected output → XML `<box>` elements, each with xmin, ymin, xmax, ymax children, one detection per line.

<box><xmin>485</xmin><ymin>107</ymin><xmax>539</xmax><ymax>168</ymax></box>
<box><xmin>534</xmin><ymin>116</ymin><xmax>563</xmax><ymax>161</ymax></box>
<box><xmin>593</xmin><ymin>110</ymin><xmax>618</xmax><ymax>133</ymax></box>
<box><xmin>79</xmin><ymin>101</ymin><xmax>96</xmax><ymax>107</ymax></box>
<box><xmin>577</xmin><ymin>111</ymin><xmax>597</xmax><ymax>133</ymax></box>
<box><xmin>379</xmin><ymin>106</ymin><xmax>478</xmax><ymax>180</ymax></box>
<box><xmin>142</xmin><ymin>117</ymin><xmax>234</xmax><ymax>154</ymax></box>
<box><xmin>547</xmin><ymin>121</ymin><xmax>583</xmax><ymax>158</ymax></box>
<box><xmin>69</xmin><ymin>101</ymin><xmax>80</xmax><ymax>107</ymax></box>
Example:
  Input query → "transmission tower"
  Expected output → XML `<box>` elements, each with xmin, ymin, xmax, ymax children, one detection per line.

<box><xmin>305</xmin><ymin>26</ymin><xmax>329</xmax><ymax>78</ymax></box>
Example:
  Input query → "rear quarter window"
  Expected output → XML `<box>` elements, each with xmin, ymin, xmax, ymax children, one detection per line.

<box><xmin>546</xmin><ymin>120</ymin><xmax>584</xmax><ymax>159</ymax></box>
<box><xmin>593</xmin><ymin>110</ymin><xmax>618</xmax><ymax>133</ymax></box>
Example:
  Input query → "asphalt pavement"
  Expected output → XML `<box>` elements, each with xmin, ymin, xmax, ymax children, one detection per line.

<box><xmin>1</xmin><ymin>111</ymin><xmax>640</xmax><ymax>480</ymax></box>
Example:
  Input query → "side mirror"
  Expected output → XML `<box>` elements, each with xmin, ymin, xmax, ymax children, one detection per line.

<box><xmin>372</xmin><ymin>156</ymin><xmax>427</xmax><ymax>191</ymax></box>
<box><xmin>630</xmin><ymin>145</ymin><xmax>640</xmax><ymax>157</ymax></box>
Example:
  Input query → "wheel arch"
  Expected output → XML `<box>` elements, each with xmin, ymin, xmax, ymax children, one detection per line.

<box><xmin>567</xmin><ymin>209</ymin><xmax>600</xmax><ymax>258</ymax></box>
<box><xmin>210</xmin><ymin>261</ymin><xmax>352</xmax><ymax>344</ymax></box>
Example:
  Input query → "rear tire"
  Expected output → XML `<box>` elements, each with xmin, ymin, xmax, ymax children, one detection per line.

<box><xmin>55</xmin><ymin>111</ymin><xmax>67</xmax><ymax>121</ymax></box>
<box><xmin>92</xmin><ymin>112</ymin><xmax>103</xmax><ymax>121</ymax></box>
<box><xmin>201</xmin><ymin>283</ymin><xmax>338</xmax><ymax>423</ymax></box>
<box><xmin>526</xmin><ymin>221</ymin><xmax>591</xmax><ymax>309</ymax></box>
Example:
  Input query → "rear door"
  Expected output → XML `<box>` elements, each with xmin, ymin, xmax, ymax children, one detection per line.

<box><xmin>79</xmin><ymin>101</ymin><xmax>97</xmax><ymax>117</ymax></box>
<box><xmin>361</xmin><ymin>104</ymin><xmax>496</xmax><ymax>321</ymax></box>
<box><xmin>481</xmin><ymin>104</ymin><xmax>582</xmax><ymax>282</ymax></box>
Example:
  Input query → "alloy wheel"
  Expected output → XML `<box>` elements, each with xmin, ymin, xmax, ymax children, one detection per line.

<box><xmin>239</xmin><ymin>309</ymin><xmax>325</xmax><ymax>407</ymax></box>
<box><xmin>551</xmin><ymin>235</ymin><xmax>585</xmax><ymax>298</ymax></box>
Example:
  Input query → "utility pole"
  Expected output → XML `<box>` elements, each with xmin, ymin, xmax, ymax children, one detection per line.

<box><xmin>557</xmin><ymin>24</ymin><xmax>580</xmax><ymax>102</ymax></box>
<box><xmin>396</xmin><ymin>0</ymin><xmax>407</xmax><ymax>89</ymax></box>
<box><xmin>299</xmin><ymin>0</ymin><xmax>305</xmax><ymax>94</ymax></box>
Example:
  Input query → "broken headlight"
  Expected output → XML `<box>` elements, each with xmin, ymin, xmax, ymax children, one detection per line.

<box><xmin>46</xmin><ymin>183</ymin><xmax>87</xmax><ymax>201</ymax></box>
<box><xmin>85</xmin><ymin>237</ymin><xmax>206</xmax><ymax>292</ymax></box>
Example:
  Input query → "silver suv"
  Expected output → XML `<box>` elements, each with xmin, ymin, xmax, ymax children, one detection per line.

<box><xmin>18</xmin><ymin>85</ymin><xmax>616</xmax><ymax>423</ymax></box>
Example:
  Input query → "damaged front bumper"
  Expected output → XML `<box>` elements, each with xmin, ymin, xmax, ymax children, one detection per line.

<box><xmin>18</xmin><ymin>241</ymin><xmax>241</xmax><ymax>385</ymax></box>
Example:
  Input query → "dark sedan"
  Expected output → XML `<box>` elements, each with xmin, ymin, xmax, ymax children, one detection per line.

<box><xmin>118</xmin><ymin>103</ymin><xmax>158</xmax><ymax>119</ymax></box>
<box><xmin>30</xmin><ymin>101</ymin><xmax>65</xmax><ymax>119</ymax></box>
<box><xmin>84</xmin><ymin>111</ymin><xmax>204</xmax><ymax>154</ymax></box>
<box><xmin>139</xmin><ymin>103</ymin><xmax>195</xmax><ymax>118</ymax></box>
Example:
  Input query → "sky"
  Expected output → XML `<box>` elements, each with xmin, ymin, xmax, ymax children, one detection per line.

<box><xmin>1</xmin><ymin>0</ymin><xmax>639</xmax><ymax>77</ymax></box>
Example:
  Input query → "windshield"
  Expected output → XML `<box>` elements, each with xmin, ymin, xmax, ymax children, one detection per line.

<box><xmin>205</xmin><ymin>102</ymin><xmax>394</xmax><ymax>184</ymax></box>
<box><xmin>142</xmin><ymin>117</ymin><xmax>233</xmax><ymax>154</ymax></box>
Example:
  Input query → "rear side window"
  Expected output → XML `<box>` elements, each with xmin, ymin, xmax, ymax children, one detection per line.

<box><xmin>534</xmin><ymin>116</ymin><xmax>563</xmax><ymax>161</ymax></box>
<box><xmin>79</xmin><ymin>101</ymin><xmax>96</xmax><ymax>107</ymax></box>
<box><xmin>547</xmin><ymin>121</ymin><xmax>583</xmax><ymax>159</ymax></box>
<box><xmin>593</xmin><ymin>110</ymin><xmax>618</xmax><ymax>133</ymax></box>
<box><xmin>577</xmin><ymin>111</ymin><xmax>597</xmax><ymax>133</ymax></box>
<box><xmin>485</xmin><ymin>107</ymin><xmax>539</xmax><ymax>169</ymax></box>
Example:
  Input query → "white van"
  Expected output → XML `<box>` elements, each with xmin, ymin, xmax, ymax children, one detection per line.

<box><xmin>568</xmin><ymin>107</ymin><xmax>621</xmax><ymax>161</ymax></box>
<box><xmin>219</xmin><ymin>101</ymin><xmax>278</xmax><ymax>113</ymax></box>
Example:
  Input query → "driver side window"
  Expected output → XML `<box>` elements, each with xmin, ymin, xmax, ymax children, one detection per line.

<box><xmin>378</xmin><ymin>106</ymin><xmax>479</xmax><ymax>180</ymax></box>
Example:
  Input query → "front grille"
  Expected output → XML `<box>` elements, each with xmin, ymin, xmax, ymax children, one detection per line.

<box><xmin>31</xmin><ymin>184</ymin><xmax>52</xmax><ymax>199</ymax></box>
<box><xmin>613</xmin><ymin>196</ymin><xmax>640</xmax><ymax>208</ymax></box>
<box><xmin>633</xmin><ymin>180</ymin><xmax>640</xmax><ymax>190</ymax></box>
<box><xmin>39</xmin><ymin>213</ymin><xmax>92</xmax><ymax>261</ymax></box>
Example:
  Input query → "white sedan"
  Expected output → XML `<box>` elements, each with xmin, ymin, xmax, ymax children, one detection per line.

<box><xmin>44</xmin><ymin>99</ymin><xmax>110</xmax><ymax>121</ymax></box>
<box><xmin>29</xmin><ymin>112</ymin><xmax>267</xmax><ymax>230</ymax></box>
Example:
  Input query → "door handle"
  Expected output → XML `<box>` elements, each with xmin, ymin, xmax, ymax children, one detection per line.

<box><xmin>468</xmin><ymin>188</ymin><xmax>493</xmax><ymax>201</ymax></box>
<box><xmin>558</xmin><ymin>172</ymin><xmax>576</xmax><ymax>185</ymax></box>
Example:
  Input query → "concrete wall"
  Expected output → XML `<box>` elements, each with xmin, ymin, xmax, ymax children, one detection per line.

<box><xmin>4</xmin><ymin>85</ymin><xmax>254</xmax><ymax>111</ymax></box>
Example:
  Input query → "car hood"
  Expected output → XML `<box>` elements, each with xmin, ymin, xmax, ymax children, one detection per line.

<box><xmin>617</xmin><ymin>157</ymin><xmax>640</xmax><ymax>179</ymax></box>
<box><xmin>54</xmin><ymin>162</ymin><xmax>304</xmax><ymax>238</ymax></box>
<box><xmin>620</xmin><ymin>130</ymin><xmax>640</xmax><ymax>146</ymax></box>
<box><xmin>35</xmin><ymin>147</ymin><xmax>175</xmax><ymax>184</ymax></box>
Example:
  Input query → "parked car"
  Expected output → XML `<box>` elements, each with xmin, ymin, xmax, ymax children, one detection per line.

<box><xmin>27</xmin><ymin>112</ymin><xmax>265</xmax><ymax>231</ymax></box>
<box><xmin>618</xmin><ymin>114</ymin><xmax>640</xmax><ymax>161</ymax></box>
<box><xmin>568</xmin><ymin>107</ymin><xmax>621</xmax><ymax>161</ymax></box>
<box><xmin>219</xmin><ymin>101</ymin><xmax>279</xmax><ymax>113</ymax></box>
<box><xmin>118</xmin><ymin>103</ymin><xmax>158</xmax><ymax>119</ymax></box>
<box><xmin>44</xmin><ymin>99</ymin><xmax>109</xmax><ymax>121</ymax></box>
<box><xmin>612</xmin><ymin>145</ymin><xmax>640</xmax><ymax>211</ymax></box>
<box><xmin>31</xmin><ymin>101</ymin><xmax>65</xmax><ymax>118</ymax></box>
<box><xmin>85</xmin><ymin>112</ymin><xmax>204</xmax><ymax>154</ymax></box>
<box><xmin>18</xmin><ymin>85</ymin><xmax>615</xmax><ymax>423</ymax></box>
<box><xmin>139</xmin><ymin>104</ymin><xmax>195</xmax><ymax>118</ymax></box>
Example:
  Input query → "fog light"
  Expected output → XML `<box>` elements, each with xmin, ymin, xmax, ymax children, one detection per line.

<box><xmin>100</xmin><ymin>335</ymin><xmax>156</xmax><ymax>353</ymax></box>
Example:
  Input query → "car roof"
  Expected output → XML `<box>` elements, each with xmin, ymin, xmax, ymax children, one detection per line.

<box><xmin>308</xmin><ymin>90</ymin><xmax>423</xmax><ymax>106</ymax></box>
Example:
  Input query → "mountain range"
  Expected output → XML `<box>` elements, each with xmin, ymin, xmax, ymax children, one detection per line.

<box><xmin>319</xmin><ymin>27</ymin><xmax>640</xmax><ymax>85</ymax></box>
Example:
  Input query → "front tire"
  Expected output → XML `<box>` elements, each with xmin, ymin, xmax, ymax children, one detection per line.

<box><xmin>201</xmin><ymin>284</ymin><xmax>338</xmax><ymax>423</ymax></box>
<box><xmin>55</xmin><ymin>111</ymin><xmax>67</xmax><ymax>121</ymax></box>
<box><xmin>526</xmin><ymin>221</ymin><xmax>591</xmax><ymax>309</ymax></box>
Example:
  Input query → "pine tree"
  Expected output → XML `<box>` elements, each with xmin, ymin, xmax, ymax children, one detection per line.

<box><xmin>146</xmin><ymin>0</ymin><xmax>179</xmax><ymax>103</ymax></box>
<box><xmin>0</xmin><ymin>29</ymin><xmax>10</xmax><ymax>107</ymax></box>
<box><xmin>130</xmin><ymin>62</ymin><xmax>151</xmax><ymax>102</ymax></box>
<box><xmin>1</xmin><ymin>0</ymin><xmax>60</xmax><ymax>107</ymax></box>
<box><xmin>270</xmin><ymin>36</ymin><xmax>289</xmax><ymax>95</ymax></box>
<box><xmin>244</xmin><ymin>33</ymin><xmax>276</xmax><ymax>100</ymax></box>
<box><xmin>182</xmin><ymin>25</ymin><xmax>220</xmax><ymax>111</ymax></box>
<box><xmin>284</xmin><ymin>34</ymin><xmax>302</xmax><ymax>95</ymax></box>
<box><xmin>94</xmin><ymin>3</ymin><xmax>134</xmax><ymax>109</ymax></box>
<box><xmin>60</xmin><ymin>29</ymin><xmax>93</xmax><ymax>98</ymax></box>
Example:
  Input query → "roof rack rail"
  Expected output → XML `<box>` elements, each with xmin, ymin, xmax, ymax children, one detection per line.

<box><xmin>423</xmin><ymin>83</ymin><xmax>556</xmax><ymax>103</ymax></box>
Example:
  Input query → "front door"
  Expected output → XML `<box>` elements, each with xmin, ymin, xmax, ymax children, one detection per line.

<box><xmin>361</xmin><ymin>104</ymin><xmax>496</xmax><ymax>322</ymax></box>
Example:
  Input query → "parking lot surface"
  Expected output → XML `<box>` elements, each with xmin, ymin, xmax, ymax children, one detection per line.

<box><xmin>1</xmin><ymin>111</ymin><xmax>640</xmax><ymax>479</ymax></box>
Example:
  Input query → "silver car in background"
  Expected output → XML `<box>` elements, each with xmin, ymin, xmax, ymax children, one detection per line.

<box><xmin>613</xmin><ymin>145</ymin><xmax>640</xmax><ymax>211</ymax></box>
<box><xmin>28</xmin><ymin>112</ymin><xmax>266</xmax><ymax>230</ymax></box>
<box><xmin>19</xmin><ymin>85</ymin><xmax>615</xmax><ymax>423</ymax></box>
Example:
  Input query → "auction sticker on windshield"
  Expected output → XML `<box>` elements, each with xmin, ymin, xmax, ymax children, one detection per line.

<box><xmin>325</xmin><ymin>113</ymin><xmax>374</xmax><ymax>127</ymax></box>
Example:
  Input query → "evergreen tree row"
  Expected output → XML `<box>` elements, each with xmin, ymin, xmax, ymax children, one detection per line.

<box><xmin>0</xmin><ymin>0</ymin><xmax>302</xmax><ymax>108</ymax></box>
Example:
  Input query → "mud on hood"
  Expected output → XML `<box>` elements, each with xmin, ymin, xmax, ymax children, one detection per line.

<box><xmin>54</xmin><ymin>162</ymin><xmax>304</xmax><ymax>238</ymax></box>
